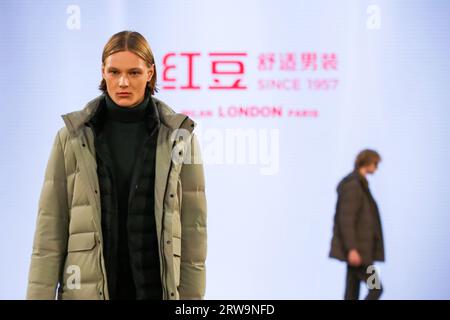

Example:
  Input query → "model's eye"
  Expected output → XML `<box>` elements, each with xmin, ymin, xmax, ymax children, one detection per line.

<box><xmin>110</xmin><ymin>70</ymin><xmax>118</xmax><ymax>75</ymax></box>
<box><xmin>130</xmin><ymin>71</ymin><xmax>140</xmax><ymax>76</ymax></box>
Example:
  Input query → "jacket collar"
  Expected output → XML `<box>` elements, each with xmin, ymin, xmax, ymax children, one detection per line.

<box><xmin>61</xmin><ymin>93</ymin><xmax>196</xmax><ymax>136</ymax></box>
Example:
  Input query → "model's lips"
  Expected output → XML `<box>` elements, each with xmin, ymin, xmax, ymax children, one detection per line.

<box><xmin>117</xmin><ymin>92</ymin><xmax>132</xmax><ymax>97</ymax></box>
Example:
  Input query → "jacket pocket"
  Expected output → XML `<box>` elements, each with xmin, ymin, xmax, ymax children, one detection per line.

<box><xmin>67</xmin><ymin>232</ymin><xmax>96</xmax><ymax>252</ymax></box>
<box><xmin>62</xmin><ymin>232</ymin><xmax>100</xmax><ymax>299</ymax></box>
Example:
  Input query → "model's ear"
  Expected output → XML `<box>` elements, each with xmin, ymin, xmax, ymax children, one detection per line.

<box><xmin>147</xmin><ymin>64</ymin><xmax>155</xmax><ymax>81</ymax></box>
<box><xmin>101</xmin><ymin>64</ymin><xmax>106</xmax><ymax>79</ymax></box>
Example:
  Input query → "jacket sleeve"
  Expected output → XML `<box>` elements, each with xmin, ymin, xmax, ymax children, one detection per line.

<box><xmin>336</xmin><ymin>180</ymin><xmax>362</xmax><ymax>252</ymax></box>
<box><xmin>26</xmin><ymin>130</ymin><xmax>69</xmax><ymax>299</ymax></box>
<box><xmin>179</xmin><ymin>132</ymin><xmax>207</xmax><ymax>299</ymax></box>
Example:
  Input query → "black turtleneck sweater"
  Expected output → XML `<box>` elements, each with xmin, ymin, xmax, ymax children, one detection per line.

<box><xmin>103</xmin><ymin>93</ymin><xmax>150</xmax><ymax>215</ymax></box>
<box><xmin>103</xmin><ymin>93</ymin><xmax>150</xmax><ymax>299</ymax></box>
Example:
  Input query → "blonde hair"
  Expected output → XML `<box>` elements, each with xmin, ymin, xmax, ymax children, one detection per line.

<box><xmin>99</xmin><ymin>30</ymin><xmax>158</xmax><ymax>95</ymax></box>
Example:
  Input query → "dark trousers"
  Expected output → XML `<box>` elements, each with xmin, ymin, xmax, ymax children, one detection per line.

<box><xmin>344</xmin><ymin>265</ymin><xmax>383</xmax><ymax>300</ymax></box>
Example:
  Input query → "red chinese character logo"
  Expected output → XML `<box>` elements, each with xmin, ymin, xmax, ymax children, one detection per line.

<box><xmin>209</xmin><ymin>53</ymin><xmax>247</xmax><ymax>90</ymax></box>
<box><xmin>161</xmin><ymin>52</ymin><xmax>201</xmax><ymax>90</ymax></box>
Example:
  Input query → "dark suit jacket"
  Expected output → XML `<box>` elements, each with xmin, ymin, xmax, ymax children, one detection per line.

<box><xmin>329</xmin><ymin>171</ymin><xmax>385</xmax><ymax>265</ymax></box>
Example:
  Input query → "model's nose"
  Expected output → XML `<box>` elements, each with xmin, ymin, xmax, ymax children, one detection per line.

<box><xmin>119</xmin><ymin>75</ymin><xmax>129</xmax><ymax>87</ymax></box>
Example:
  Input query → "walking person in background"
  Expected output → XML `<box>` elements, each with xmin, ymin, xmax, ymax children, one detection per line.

<box><xmin>329</xmin><ymin>149</ymin><xmax>385</xmax><ymax>300</ymax></box>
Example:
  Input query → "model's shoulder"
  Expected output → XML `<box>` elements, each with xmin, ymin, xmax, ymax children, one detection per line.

<box><xmin>151</xmin><ymin>96</ymin><xmax>196</xmax><ymax>131</ymax></box>
<box><xmin>338</xmin><ymin>172</ymin><xmax>360</xmax><ymax>190</ymax></box>
<box><xmin>60</xmin><ymin>94</ymin><xmax>105</xmax><ymax>134</ymax></box>
<box><xmin>56</xmin><ymin>126</ymin><xmax>71</xmax><ymax>143</ymax></box>
<box><xmin>152</xmin><ymin>96</ymin><xmax>177</xmax><ymax>115</ymax></box>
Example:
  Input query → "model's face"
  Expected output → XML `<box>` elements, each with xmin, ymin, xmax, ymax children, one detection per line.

<box><xmin>102</xmin><ymin>50</ymin><xmax>154</xmax><ymax>108</ymax></box>
<box><xmin>366</xmin><ymin>162</ymin><xmax>379</xmax><ymax>174</ymax></box>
